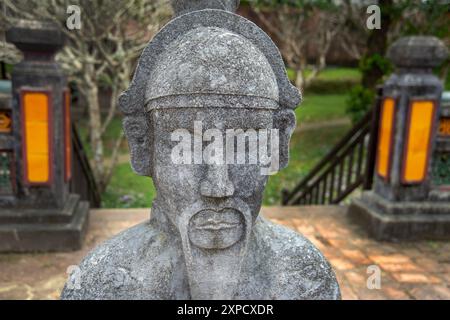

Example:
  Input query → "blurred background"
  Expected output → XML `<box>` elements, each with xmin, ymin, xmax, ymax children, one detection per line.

<box><xmin>1</xmin><ymin>0</ymin><xmax>448</xmax><ymax>209</ymax></box>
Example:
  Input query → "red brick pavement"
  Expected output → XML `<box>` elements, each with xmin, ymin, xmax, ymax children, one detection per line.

<box><xmin>0</xmin><ymin>206</ymin><xmax>449</xmax><ymax>300</ymax></box>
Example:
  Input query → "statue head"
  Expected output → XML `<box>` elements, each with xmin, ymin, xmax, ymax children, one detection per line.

<box><xmin>119</xmin><ymin>2</ymin><xmax>301</xmax><ymax>298</ymax></box>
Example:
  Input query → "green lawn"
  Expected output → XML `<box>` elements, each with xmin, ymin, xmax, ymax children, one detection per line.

<box><xmin>307</xmin><ymin>67</ymin><xmax>361</xmax><ymax>81</ymax></box>
<box><xmin>102</xmin><ymin>162</ymin><xmax>155</xmax><ymax>208</ymax></box>
<box><xmin>296</xmin><ymin>94</ymin><xmax>349</xmax><ymax>123</ymax></box>
<box><xmin>287</xmin><ymin>67</ymin><xmax>361</xmax><ymax>82</ymax></box>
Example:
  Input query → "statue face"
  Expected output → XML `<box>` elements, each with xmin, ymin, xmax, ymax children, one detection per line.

<box><xmin>151</xmin><ymin>108</ymin><xmax>274</xmax><ymax>249</ymax></box>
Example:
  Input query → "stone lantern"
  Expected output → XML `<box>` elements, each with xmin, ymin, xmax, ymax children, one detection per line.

<box><xmin>0</xmin><ymin>20</ymin><xmax>89</xmax><ymax>252</ymax></box>
<box><xmin>349</xmin><ymin>36</ymin><xmax>450</xmax><ymax>240</ymax></box>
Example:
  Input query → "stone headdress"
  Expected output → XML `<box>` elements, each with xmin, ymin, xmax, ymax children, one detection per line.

<box><xmin>119</xmin><ymin>0</ymin><xmax>301</xmax><ymax>176</ymax></box>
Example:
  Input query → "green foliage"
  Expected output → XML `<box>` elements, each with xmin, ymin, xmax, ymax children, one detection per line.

<box><xmin>431</xmin><ymin>152</ymin><xmax>450</xmax><ymax>187</ymax></box>
<box><xmin>359</xmin><ymin>53</ymin><xmax>393</xmax><ymax>79</ymax></box>
<box><xmin>399</xmin><ymin>1</ymin><xmax>450</xmax><ymax>39</ymax></box>
<box><xmin>346</xmin><ymin>85</ymin><xmax>375</xmax><ymax>124</ymax></box>
<box><xmin>5</xmin><ymin>64</ymin><xmax>13</xmax><ymax>74</ymax></box>
<box><xmin>345</xmin><ymin>54</ymin><xmax>392</xmax><ymax>122</ymax></box>
<box><xmin>446</xmin><ymin>73</ymin><xmax>450</xmax><ymax>91</ymax></box>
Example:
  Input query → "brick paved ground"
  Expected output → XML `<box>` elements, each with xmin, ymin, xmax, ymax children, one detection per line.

<box><xmin>0</xmin><ymin>206</ymin><xmax>449</xmax><ymax>300</ymax></box>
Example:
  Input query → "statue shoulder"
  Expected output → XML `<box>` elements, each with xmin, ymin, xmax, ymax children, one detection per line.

<box><xmin>253</xmin><ymin>218</ymin><xmax>341</xmax><ymax>300</ymax></box>
<box><xmin>60</xmin><ymin>220</ymin><xmax>178</xmax><ymax>300</ymax></box>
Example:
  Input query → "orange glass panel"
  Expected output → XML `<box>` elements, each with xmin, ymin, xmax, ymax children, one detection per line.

<box><xmin>64</xmin><ymin>90</ymin><xmax>72</xmax><ymax>181</ymax></box>
<box><xmin>403</xmin><ymin>100</ymin><xmax>435</xmax><ymax>184</ymax></box>
<box><xmin>0</xmin><ymin>111</ymin><xmax>12</xmax><ymax>133</ymax></box>
<box><xmin>439</xmin><ymin>117</ymin><xmax>450</xmax><ymax>136</ymax></box>
<box><xmin>23</xmin><ymin>92</ymin><xmax>50</xmax><ymax>183</ymax></box>
<box><xmin>377</xmin><ymin>97</ymin><xmax>395</xmax><ymax>179</ymax></box>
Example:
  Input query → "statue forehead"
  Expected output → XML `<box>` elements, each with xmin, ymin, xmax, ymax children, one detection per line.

<box><xmin>151</xmin><ymin>108</ymin><xmax>274</xmax><ymax>129</ymax></box>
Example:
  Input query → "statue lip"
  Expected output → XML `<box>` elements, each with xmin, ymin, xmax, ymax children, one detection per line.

<box><xmin>194</xmin><ymin>221</ymin><xmax>240</xmax><ymax>231</ymax></box>
<box><xmin>191</xmin><ymin>208</ymin><xmax>242</xmax><ymax>231</ymax></box>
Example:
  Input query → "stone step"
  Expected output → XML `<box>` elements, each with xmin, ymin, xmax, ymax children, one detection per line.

<box><xmin>0</xmin><ymin>194</ymin><xmax>82</xmax><ymax>224</ymax></box>
<box><xmin>0</xmin><ymin>197</ymin><xmax>89</xmax><ymax>252</ymax></box>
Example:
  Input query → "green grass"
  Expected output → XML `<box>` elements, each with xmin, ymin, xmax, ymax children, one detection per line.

<box><xmin>296</xmin><ymin>94</ymin><xmax>349</xmax><ymax>123</ymax></box>
<box><xmin>287</xmin><ymin>67</ymin><xmax>361</xmax><ymax>82</ymax></box>
<box><xmin>263</xmin><ymin>124</ymin><xmax>350</xmax><ymax>205</ymax></box>
<box><xmin>101</xmin><ymin>162</ymin><xmax>156</xmax><ymax>208</ymax></box>
<box><xmin>313</xmin><ymin>67</ymin><xmax>361</xmax><ymax>81</ymax></box>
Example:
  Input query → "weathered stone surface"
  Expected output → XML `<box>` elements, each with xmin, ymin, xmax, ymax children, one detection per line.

<box><xmin>6</xmin><ymin>20</ymin><xmax>65</xmax><ymax>53</ymax></box>
<box><xmin>61</xmin><ymin>215</ymin><xmax>339</xmax><ymax>299</ymax></box>
<box><xmin>387</xmin><ymin>36</ymin><xmax>448</xmax><ymax>69</ymax></box>
<box><xmin>145</xmin><ymin>27</ymin><xmax>279</xmax><ymax>110</ymax></box>
<box><xmin>61</xmin><ymin>2</ymin><xmax>339</xmax><ymax>300</ymax></box>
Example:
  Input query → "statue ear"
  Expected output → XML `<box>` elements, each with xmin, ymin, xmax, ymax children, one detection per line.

<box><xmin>274</xmin><ymin>109</ymin><xmax>296</xmax><ymax>170</ymax></box>
<box><xmin>123</xmin><ymin>115</ymin><xmax>152</xmax><ymax>177</ymax></box>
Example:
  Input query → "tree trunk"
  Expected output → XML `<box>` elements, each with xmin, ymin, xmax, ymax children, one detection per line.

<box><xmin>85</xmin><ymin>83</ymin><xmax>106</xmax><ymax>191</ymax></box>
<box><xmin>361</xmin><ymin>0</ymin><xmax>394</xmax><ymax>89</ymax></box>
<box><xmin>295</xmin><ymin>70</ymin><xmax>304</xmax><ymax>90</ymax></box>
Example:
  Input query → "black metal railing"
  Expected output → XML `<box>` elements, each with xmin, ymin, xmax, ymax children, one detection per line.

<box><xmin>282</xmin><ymin>88</ymin><xmax>383</xmax><ymax>205</ymax></box>
<box><xmin>70</xmin><ymin>124</ymin><xmax>101</xmax><ymax>208</ymax></box>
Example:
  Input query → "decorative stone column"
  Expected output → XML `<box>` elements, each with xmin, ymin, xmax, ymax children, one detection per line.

<box><xmin>0</xmin><ymin>20</ymin><xmax>89</xmax><ymax>252</ymax></box>
<box><xmin>349</xmin><ymin>36</ymin><xmax>450</xmax><ymax>240</ymax></box>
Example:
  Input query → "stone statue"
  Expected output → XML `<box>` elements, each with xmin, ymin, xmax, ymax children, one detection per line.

<box><xmin>61</xmin><ymin>0</ymin><xmax>340</xmax><ymax>300</ymax></box>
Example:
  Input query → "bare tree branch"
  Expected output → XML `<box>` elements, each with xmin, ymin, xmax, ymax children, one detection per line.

<box><xmin>1</xmin><ymin>0</ymin><xmax>172</xmax><ymax>192</ymax></box>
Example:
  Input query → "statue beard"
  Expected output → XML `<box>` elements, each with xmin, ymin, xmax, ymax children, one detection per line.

<box><xmin>176</xmin><ymin>198</ymin><xmax>253</xmax><ymax>300</ymax></box>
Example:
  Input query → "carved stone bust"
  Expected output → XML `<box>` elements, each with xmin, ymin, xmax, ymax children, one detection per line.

<box><xmin>61</xmin><ymin>0</ymin><xmax>340</xmax><ymax>300</ymax></box>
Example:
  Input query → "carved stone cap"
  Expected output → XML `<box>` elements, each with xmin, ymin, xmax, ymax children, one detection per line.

<box><xmin>145</xmin><ymin>27</ymin><xmax>279</xmax><ymax>110</ymax></box>
<box><xmin>6</xmin><ymin>19</ymin><xmax>65</xmax><ymax>54</ymax></box>
<box><xmin>170</xmin><ymin>0</ymin><xmax>240</xmax><ymax>16</ymax></box>
<box><xmin>387</xmin><ymin>36</ymin><xmax>448</xmax><ymax>69</ymax></box>
<box><xmin>119</xmin><ymin>9</ymin><xmax>300</xmax><ymax>116</ymax></box>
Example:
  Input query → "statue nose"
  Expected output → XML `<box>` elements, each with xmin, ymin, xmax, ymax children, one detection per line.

<box><xmin>200</xmin><ymin>165</ymin><xmax>235</xmax><ymax>198</ymax></box>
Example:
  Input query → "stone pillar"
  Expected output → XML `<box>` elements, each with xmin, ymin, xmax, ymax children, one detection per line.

<box><xmin>349</xmin><ymin>36</ymin><xmax>450</xmax><ymax>240</ymax></box>
<box><xmin>0</xmin><ymin>20</ymin><xmax>89</xmax><ymax>252</ymax></box>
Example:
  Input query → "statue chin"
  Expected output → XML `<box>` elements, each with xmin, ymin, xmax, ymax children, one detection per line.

<box><xmin>174</xmin><ymin>198</ymin><xmax>253</xmax><ymax>299</ymax></box>
<box><xmin>188</xmin><ymin>208</ymin><xmax>245</xmax><ymax>249</ymax></box>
